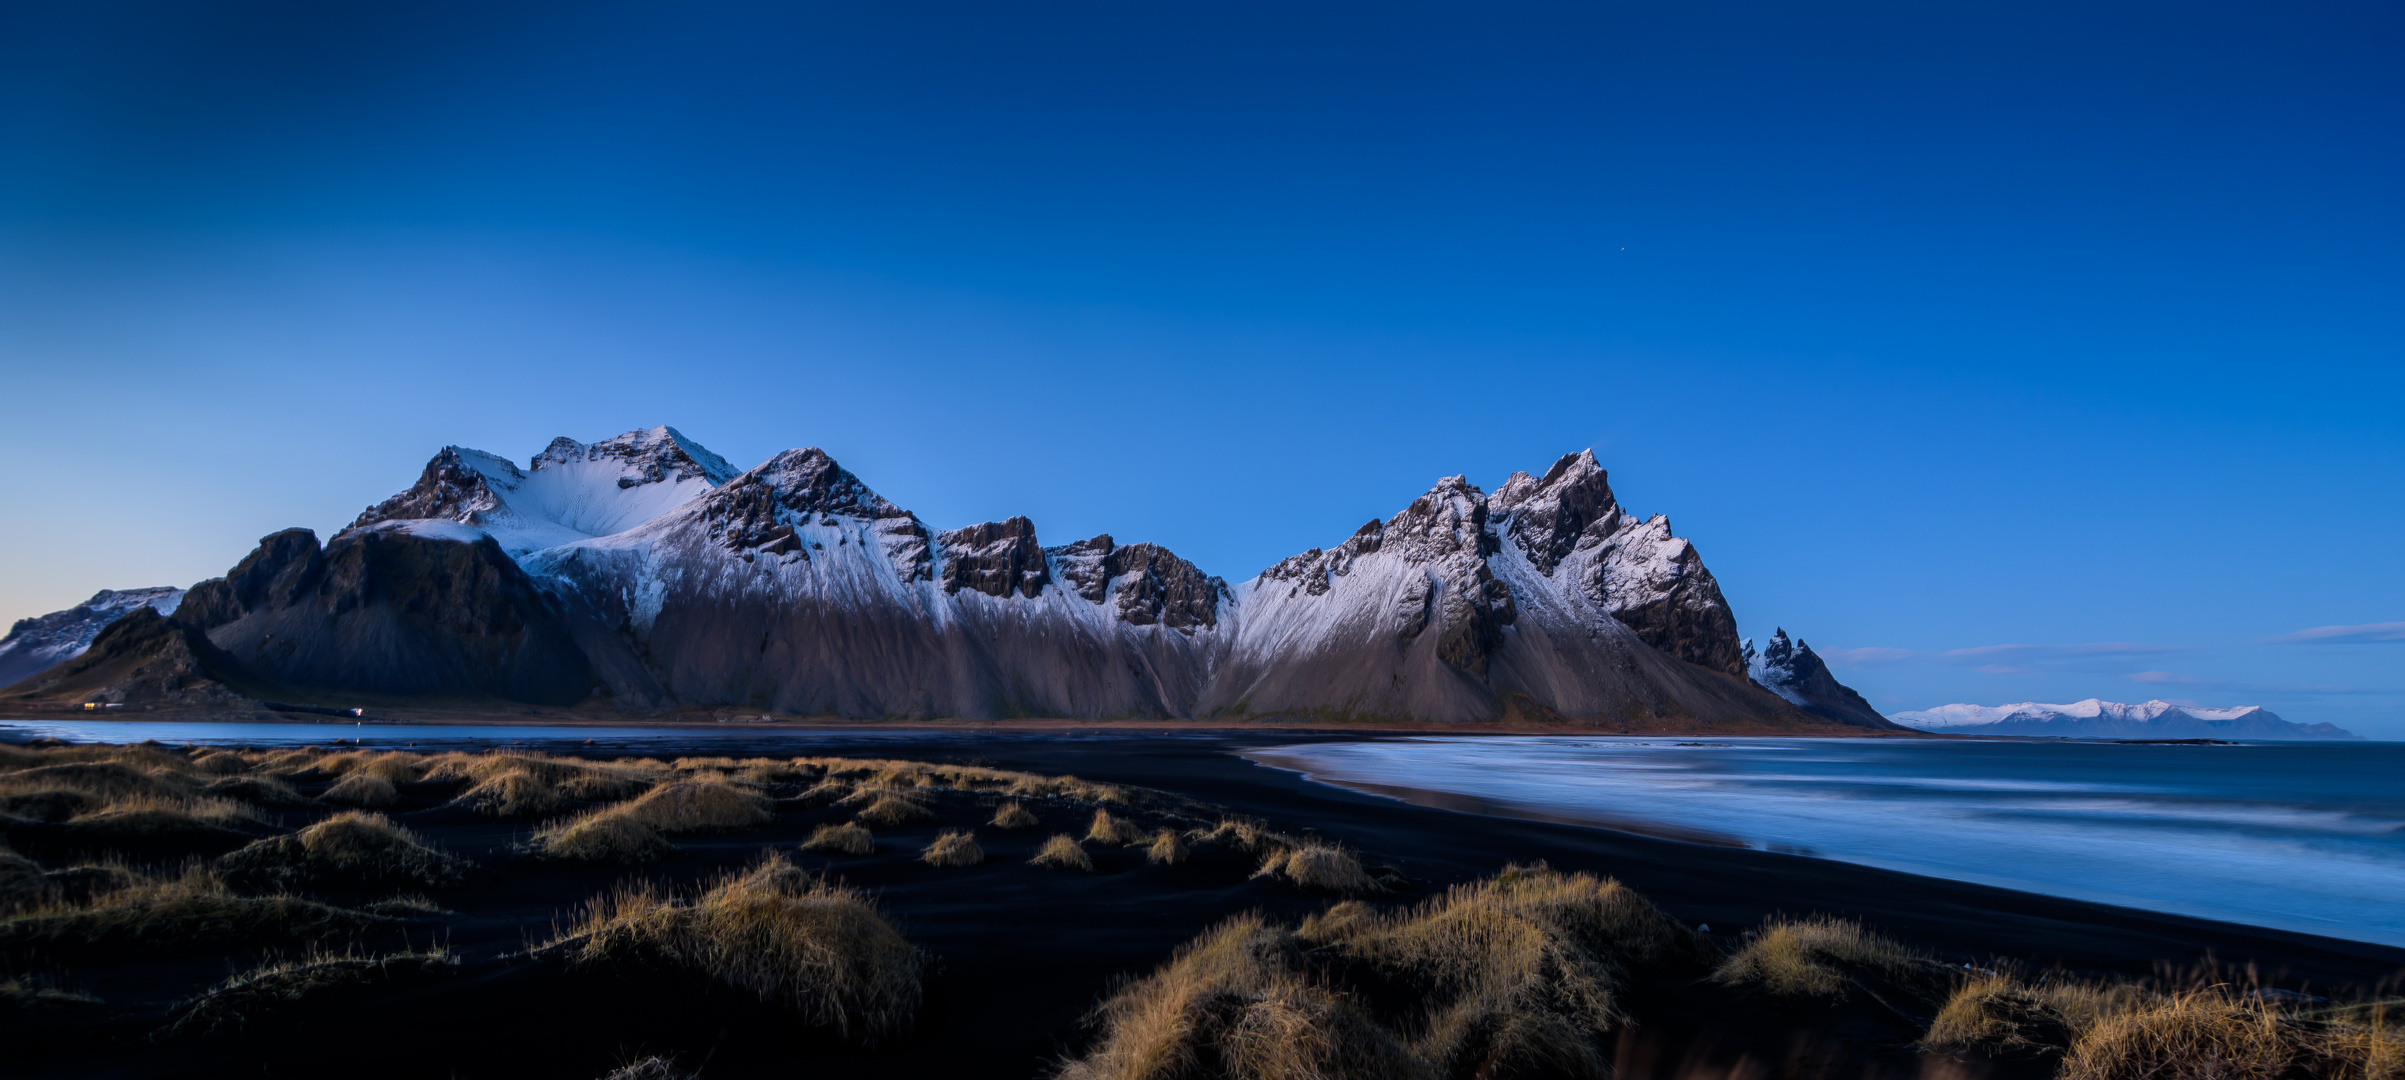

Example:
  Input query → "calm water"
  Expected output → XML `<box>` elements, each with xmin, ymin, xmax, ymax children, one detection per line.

<box><xmin>1246</xmin><ymin>737</ymin><xmax>2405</xmax><ymax>946</ymax></box>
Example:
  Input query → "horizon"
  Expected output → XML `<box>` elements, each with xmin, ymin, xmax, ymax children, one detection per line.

<box><xmin>3</xmin><ymin>2</ymin><xmax>2398</xmax><ymax>735</ymax></box>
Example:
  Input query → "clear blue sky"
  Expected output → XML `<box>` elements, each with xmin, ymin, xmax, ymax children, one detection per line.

<box><xmin>3</xmin><ymin>2</ymin><xmax>2399</xmax><ymax>733</ymax></box>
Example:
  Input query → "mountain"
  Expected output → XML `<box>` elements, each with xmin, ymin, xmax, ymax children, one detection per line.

<box><xmin>0</xmin><ymin>587</ymin><xmax>185</xmax><ymax>688</ymax></box>
<box><xmin>5</xmin><ymin>428</ymin><xmax>1892</xmax><ymax>728</ymax></box>
<box><xmin>1890</xmin><ymin>699</ymin><xmax>2360</xmax><ymax>741</ymax></box>
<box><xmin>1745</xmin><ymin>629</ymin><xmax>1889</xmax><ymax>728</ymax></box>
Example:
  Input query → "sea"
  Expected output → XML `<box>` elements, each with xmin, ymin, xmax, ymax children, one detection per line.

<box><xmin>1245</xmin><ymin>736</ymin><xmax>2405</xmax><ymax>947</ymax></box>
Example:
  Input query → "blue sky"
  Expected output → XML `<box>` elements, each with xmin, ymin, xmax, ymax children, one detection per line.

<box><xmin>2</xmin><ymin>1</ymin><xmax>2399</xmax><ymax>734</ymax></box>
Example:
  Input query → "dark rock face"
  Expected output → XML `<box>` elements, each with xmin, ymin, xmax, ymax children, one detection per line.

<box><xmin>1104</xmin><ymin>543</ymin><xmax>1226</xmax><ymax>631</ymax></box>
<box><xmin>348</xmin><ymin>450</ymin><xmax>503</xmax><ymax>534</ymax></box>
<box><xmin>1584</xmin><ymin>524</ymin><xmax>1746</xmax><ymax>677</ymax></box>
<box><xmin>939</xmin><ymin>518</ymin><xmax>1050</xmax><ymax>599</ymax></box>
<box><xmin>1489</xmin><ymin>451</ymin><xmax>1621</xmax><ymax>576</ymax></box>
<box><xmin>1</xmin><ymin>608</ymin><xmax>249</xmax><ymax>706</ymax></box>
<box><xmin>0</xmin><ymin>587</ymin><xmax>185</xmax><ymax>688</ymax></box>
<box><xmin>1747</xmin><ymin>629</ymin><xmax>1897</xmax><ymax>729</ymax></box>
<box><xmin>1046</xmin><ymin>535</ymin><xmax>1228</xmax><ymax>630</ymax></box>
<box><xmin>185</xmin><ymin>529</ymin><xmax>598</xmax><ymax>705</ymax></box>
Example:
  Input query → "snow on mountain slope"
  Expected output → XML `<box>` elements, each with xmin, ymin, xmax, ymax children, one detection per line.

<box><xmin>1202</xmin><ymin>451</ymin><xmax>1840</xmax><ymax>725</ymax></box>
<box><xmin>0</xmin><ymin>587</ymin><xmax>186</xmax><ymax>689</ymax></box>
<box><xmin>347</xmin><ymin>426</ymin><xmax>737</xmax><ymax>556</ymax></box>
<box><xmin>1891</xmin><ymin>699</ymin><xmax>2359</xmax><ymax>740</ymax></box>
<box><xmin>519</xmin><ymin>447</ymin><xmax>1230</xmax><ymax>717</ymax></box>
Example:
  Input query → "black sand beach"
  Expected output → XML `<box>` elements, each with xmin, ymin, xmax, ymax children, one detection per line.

<box><xmin>5</xmin><ymin>731</ymin><xmax>2399</xmax><ymax>1079</ymax></box>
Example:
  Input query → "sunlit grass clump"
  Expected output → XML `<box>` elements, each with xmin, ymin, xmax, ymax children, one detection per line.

<box><xmin>539</xmin><ymin>853</ymin><xmax>922</xmax><ymax>1043</ymax></box>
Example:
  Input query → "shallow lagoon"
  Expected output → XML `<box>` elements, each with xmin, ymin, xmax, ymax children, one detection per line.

<box><xmin>1247</xmin><ymin>736</ymin><xmax>2405</xmax><ymax>947</ymax></box>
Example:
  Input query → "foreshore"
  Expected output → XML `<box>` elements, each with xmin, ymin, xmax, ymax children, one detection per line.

<box><xmin>4</xmin><ymin>730</ymin><xmax>2395</xmax><ymax>1078</ymax></box>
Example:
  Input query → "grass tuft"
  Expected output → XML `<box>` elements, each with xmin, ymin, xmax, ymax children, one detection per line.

<box><xmin>920</xmin><ymin>831</ymin><xmax>983</xmax><ymax>867</ymax></box>
<box><xmin>1713</xmin><ymin>915</ymin><xmax>1942</xmax><ymax>1002</ymax></box>
<box><xmin>535</xmin><ymin>810</ymin><xmax>674</xmax><ymax>863</ymax></box>
<box><xmin>1055</xmin><ymin>914</ymin><xmax>1419</xmax><ymax>1080</ymax></box>
<box><xmin>1144</xmin><ymin>830</ymin><xmax>1188</xmax><ymax>866</ymax></box>
<box><xmin>1030</xmin><ymin>834</ymin><xmax>1093</xmax><ymax>872</ymax></box>
<box><xmin>802</xmin><ymin>823</ymin><xmax>875</xmax><ymax>856</ymax></box>
<box><xmin>990</xmin><ymin>800</ymin><xmax>1040</xmax><ymax>830</ymax></box>
<box><xmin>452</xmin><ymin>770</ymin><xmax>567</xmax><ymax>818</ymax></box>
<box><xmin>158</xmin><ymin>947</ymin><xmax>458</xmax><ymax>1039</ymax></box>
<box><xmin>541</xmin><ymin>852</ymin><xmax>922</xmax><ymax>1043</ymax></box>
<box><xmin>320</xmin><ymin>772</ymin><xmax>398</xmax><ymax>807</ymax></box>
<box><xmin>0</xmin><ymin>866</ymin><xmax>381</xmax><ymax>961</ymax></box>
<box><xmin>857</xmin><ymin>794</ymin><xmax>935</xmax><ymax>827</ymax></box>
<box><xmin>218</xmin><ymin>811</ymin><xmax>468</xmax><ymax>890</ymax></box>
<box><xmin>1254</xmin><ymin>841</ymin><xmax>1375</xmax><ymax>894</ymax></box>
<box><xmin>598</xmin><ymin>1056</ymin><xmax>694</xmax><ymax>1080</ymax></box>
<box><xmin>1086</xmin><ymin>810</ymin><xmax>1149</xmax><ymax>847</ymax></box>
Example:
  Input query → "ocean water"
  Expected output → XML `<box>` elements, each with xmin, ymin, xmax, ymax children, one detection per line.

<box><xmin>1245</xmin><ymin>737</ymin><xmax>2405</xmax><ymax>947</ymax></box>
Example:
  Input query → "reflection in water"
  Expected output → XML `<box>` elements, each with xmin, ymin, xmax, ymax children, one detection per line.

<box><xmin>1245</xmin><ymin>736</ymin><xmax>2405</xmax><ymax>947</ymax></box>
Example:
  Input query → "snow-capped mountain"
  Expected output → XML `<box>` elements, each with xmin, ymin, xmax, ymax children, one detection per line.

<box><xmin>1745</xmin><ymin>628</ymin><xmax>1889</xmax><ymax>728</ymax></box>
<box><xmin>0</xmin><ymin>588</ymin><xmax>185</xmax><ymax>688</ymax></box>
<box><xmin>348</xmin><ymin>426</ymin><xmax>737</xmax><ymax>556</ymax></box>
<box><xmin>1890</xmin><ymin>699</ymin><xmax>2359</xmax><ymax>741</ymax></box>
<box><xmin>8</xmin><ymin>429</ymin><xmax>1890</xmax><ymax>727</ymax></box>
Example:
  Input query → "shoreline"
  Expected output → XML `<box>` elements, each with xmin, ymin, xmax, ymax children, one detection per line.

<box><xmin>4</xmin><ymin>730</ymin><xmax>2399</xmax><ymax>1078</ymax></box>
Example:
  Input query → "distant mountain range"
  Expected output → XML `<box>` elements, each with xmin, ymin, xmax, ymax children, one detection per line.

<box><xmin>0</xmin><ymin>588</ymin><xmax>185</xmax><ymax>689</ymax></box>
<box><xmin>2</xmin><ymin>426</ymin><xmax>1891</xmax><ymax>728</ymax></box>
<box><xmin>1890</xmin><ymin>699</ymin><xmax>2359</xmax><ymax>741</ymax></box>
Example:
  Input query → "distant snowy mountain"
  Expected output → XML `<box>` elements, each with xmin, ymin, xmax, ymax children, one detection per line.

<box><xmin>0</xmin><ymin>588</ymin><xmax>185</xmax><ymax>688</ymax></box>
<box><xmin>1890</xmin><ymin>699</ymin><xmax>2359</xmax><ymax>741</ymax></box>
<box><xmin>8</xmin><ymin>428</ymin><xmax>1888</xmax><ymax>727</ymax></box>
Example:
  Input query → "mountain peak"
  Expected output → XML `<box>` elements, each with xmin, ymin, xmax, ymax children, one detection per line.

<box><xmin>1489</xmin><ymin>448</ymin><xmax>1620</xmax><ymax>577</ymax></box>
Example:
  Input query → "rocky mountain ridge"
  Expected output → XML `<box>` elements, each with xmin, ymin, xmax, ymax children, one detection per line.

<box><xmin>4</xmin><ymin>428</ymin><xmax>1892</xmax><ymax>728</ymax></box>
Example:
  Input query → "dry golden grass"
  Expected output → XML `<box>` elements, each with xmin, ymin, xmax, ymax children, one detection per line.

<box><xmin>795</xmin><ymin>778</ymin><xmax>854</xmax><ymax>806</ymax></box>
<box><xmin>1</xmin><ymin>847</ymin><xmax>49</xmax><ymax>910</ymax></box>
<box><xmin>785</xmin><ymin>756</ymin><xmax>1157</xmax><ymax>809</ymax></box>
<box><xmin>991</xmin><ymin>800</ymin><xmax>1040</xmax><ymax>830</ymax></box>
<box><xmin>202</xmin><ymin>774</ymin><xmax>316</xmax><ymax>808</ymax></box>
<box><xmin>921</xmin><ymin>831</ymin><xmax>983</xmax><ymax>867</ymax></box>
<box><xmin>218</xmin><ymin>811</ymin><xmax>468</xmax><ymax>890</ymax></box>
<box><xmin>536</xmin><ymin>810</ymin><xmax>674</xmax><ymax>863</ymax></box>
<box><xmin>0</xmin><ymin>787</ymin><xmax>97</xmax><ymax>822</ymax></box>
<box><xmin>2059</xmin><ymin>984</ymin><xmax>2295</xmax><ymax>1080</ymax></box>
<box><xmin>451</xmin><ymin>770</ymin><xmax>567</xmax><ymax>818</ymax></box>
<box><xmin>1713</xmin><ymin>914</ymin><xmax>1940</xmax><ymax>1000</ymax></box>
<box><xmin>598</xmin><ymin>1055</ymin><xmax>694</xmax><ymax>1080</ymax></box>
<box><xmin>320</xmin><ymin>771</ymin><xmax>398</xmax><ymax>807</ymax></box>
<box><xmin>1055</xmin><ymin>914</ymin><xmax>1420</xmax><ymax>1080</ymax></box>
<box><xmin>1188</xmin><ymin>817</ymin><xmax>1283</xmax><ymax>852</ymax></box>
<box><xmin>1</xmin><ymin>760</ymin><xmax>194</xmax><ymax>802</ymax></box>
<box><xmin>803</xmin><ymin>822</ymin><xmax>875</xmax><ymax>855</ymax></box>
<box><xmin>1924</xmin><ymin>973</ymin><xmax>2144</xmax><ymax>1059</ymax></box>
<box><xmin>1925</xmin><ymin>971</ymin><xmax>2405</xmax><ymax>1080</ymax></box>
<box><xmin>0</xmin><ymin>866</ymin><xmax>380</xmax><ymax>960</ymax></box>
<box><xmin>307</xmin><ymin>751</ymin><xmax>424</xmax><ymax>785</ymax></box>
<box><xmin>620</xmin><ymin>780</ymin><xmax>774</xmax><ymax>832</ymax></box>
<box><xmin>0</xmin><ymin>977</ymin><xmax>102</xmax><ymax>1010</ymax></box>
<box><xmin>1302</xmin><ymin>862</ymin><xmax>1685</xmax><ymax>1079</ymax></box>
<box><xmin>1086</xmin><ymin>809</ymin><xmax>1149</xmax><ymax>847</ymax></box>
<box><xmin>157</xmin><ymin>946</ymin><xmax>458</xmax><ymax>1038</ymax></box>
<box><xmin>1254</xmin><ymin>841</ymin><xmax>1374</xmax><ymax>894</ymax></box>
<box><xmin>857</xmin><ymin>794</ymin><xmax>935</xmax><ymax>827</ymax></box>
<box><xmin>1030</xmin><ymin>834</ymin><xmax>1093</xmax><ymax>872</ymax></box>
<box><xmin>1145</xmin><ymin>830</ymin><xmax>1188</xmax><ymax>866</ymax></box>
<box><xmin>541</xmin><ymin>852</ymin><xmax>922</xmax><ymax>1042</ymax></box>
